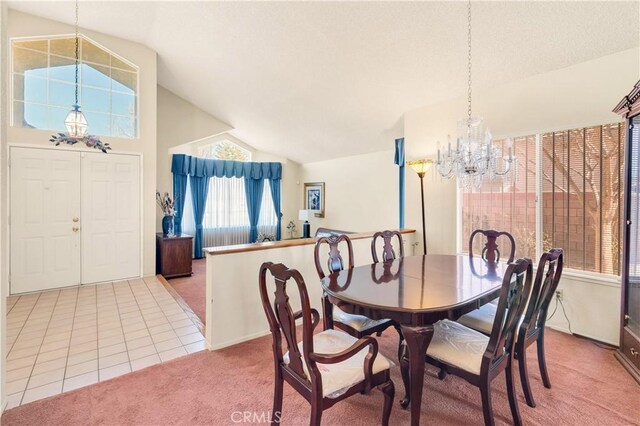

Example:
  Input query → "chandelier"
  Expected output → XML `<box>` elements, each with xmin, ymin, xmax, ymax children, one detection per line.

<box><xmin>436</xmin><ymin>0</ymin><xmax>516</xmax><ymax>188</ymax></box>
<box><xmin>50</xmin><ymin>0</ymin><xmax>110</xmax><ymax>153</ymax></box>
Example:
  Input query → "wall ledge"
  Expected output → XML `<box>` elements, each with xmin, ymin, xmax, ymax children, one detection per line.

<box><xmin>205</xmin><ymin>229</ymin><xmax>416</xmax><ymax>256</ymax></box>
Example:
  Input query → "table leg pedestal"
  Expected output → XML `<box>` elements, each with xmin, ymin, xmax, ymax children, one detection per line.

<box><xmin>399</xmin><ymin>324</ymin><xmax>434</xmax><ymax>426</ymax></box>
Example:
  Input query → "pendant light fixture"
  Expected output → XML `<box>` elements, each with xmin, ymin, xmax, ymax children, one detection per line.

<box><xmin>435</xmin><ymin>0</ymin><xmax>515</xmax><ymax>188</ymax></box>
<box><xmin>50</xmin><ymin>0</ymin><xmax>111</xmax><ymax>152</ymax></box>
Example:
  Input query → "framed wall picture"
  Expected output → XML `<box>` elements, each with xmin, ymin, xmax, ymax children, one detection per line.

<box><xmin>304</xmin><ymin>182</ymin><xmax>325</xmax><ymax>218</ymax></box>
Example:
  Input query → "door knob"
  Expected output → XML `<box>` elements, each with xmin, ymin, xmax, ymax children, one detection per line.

<box><xmin>73</xmin><ymin>217</ymin><xmax>79</xmax><ymax>222</ymax></box>
<box><xmin>72</xmin><ymin>227</ymin><xmax>80</xmax><ymax>232</ymax></box>
<box><xmin>631</xmin><ymin>347</ymin><xmax>639</xmax><ymax>358</ymax></box>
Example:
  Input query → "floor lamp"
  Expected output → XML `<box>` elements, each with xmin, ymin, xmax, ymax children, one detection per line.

<box><xmin>407</xmin><ymin>159</ymin><xmax>433</xmax><ymax>255</ymax></box>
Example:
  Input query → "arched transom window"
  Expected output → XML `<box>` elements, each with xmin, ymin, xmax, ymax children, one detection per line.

<box><xmin>197</xmin><ymin>140</ymin><xmax>251</xmax><ymax>161</ymax></box>
<box><xmin>11</xmin><ymin>35</ymin><xmax>139</xmax><ymax>138</ymax></box>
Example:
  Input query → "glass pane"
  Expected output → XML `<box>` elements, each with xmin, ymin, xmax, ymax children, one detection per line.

<box><xmin>83</xmin><ymin>111</ymin><xmax>110</xmax><ymax>136</ymax></box>
<box><xmin>49</xmin><ymin>80</ymin><xmax>75</xmax><ymax>108</ymax></box>
<box><xmin>49</xmin><ymin>55</ymin><xmax>76</xmax><ymax>83</ymax></box>
<box><xmin>111</xmin><ymin>55</ymin><xmax>136</xmax><ymax>72</ymax></box>
<box><xmin>12</xmin><ymin>101</ymin><xmax>25</xmax><ymax>127</ymax></box>
<box><xmin>22</xmin><ymin>102</ymin><xmax>49</xmax><ymax>129</ymax></box>
<box><xmin>82</xmin><ymin>63</ymin><xmax>111</xmax><ymax>89</ymax></box>
<box><xmin>50</xmin><ymin>37</ymin><xmax>76</xmax><ymax>59</ymax></box>
<box><xmin>23</xmin><ymin>74</ymin><xmax>47</xmax><ymax>104</ymax></box>
<box><xmin>111</xmin><ymin>115</ymin><xmax>136</xmax><ymax>138</ymax></box>
<box><xmin>111</xmin><ymin>68</ymin><xmax>136</xmax><ymax>94</ymax></box>
<box><xmin>81</xmin><ymin>38</ymin><xmax>110</xmax><ymax>66</ymax></box>
<box><xmin>13</xmin><ymin>47</ymin><xmax>48</xmax><ymax>77</ymax></box>
<box><xmin>49</xmin><ymin>106</ymin><xmax>69</xmax><ymax>132</ymax></box>
<box><xmin>112</xmin><ymin>92</ymin><xmax>135</xmax><ymax>116</ymax></box>
<box><xmin>627</xmin><ymin>116</ymin><xmax>640</xmax><ymax>336</ymax></box>
<box><xmin>13</xmin><ymin>73</ymin><xmax>25</xmax><ymax>101</ymax></box>
<box><xmin>13</xmin><ymin>39</ymin><xmax>48</xmax><ymax>53</ymax></box>
<box><xmin>82</xmin><ymin>86</ymin><xmax>110</xmax><ymax>113</ymax></box>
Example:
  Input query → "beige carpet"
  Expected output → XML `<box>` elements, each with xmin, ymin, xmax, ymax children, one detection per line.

<box><xmin>2</xmin><ymin>326</ymin><xmax>639</xmax><ymax>425</ymax></box>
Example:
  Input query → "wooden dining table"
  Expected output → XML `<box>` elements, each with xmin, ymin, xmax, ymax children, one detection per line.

<box><xmin>320</xmin><ymin>254</ymin><xmax>508</xmax><ymax>426</ymax></box>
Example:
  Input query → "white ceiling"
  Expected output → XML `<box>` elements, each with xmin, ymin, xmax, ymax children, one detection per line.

<box><xmin>8</xmin><ymin>1</ymin><xmax>640</xmax><ymax>163</ymax></box>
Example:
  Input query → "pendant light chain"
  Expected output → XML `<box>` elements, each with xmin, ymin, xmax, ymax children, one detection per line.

<box><xmin>52</xmin><ymin>0</ymin><xmax>110</xmax><ymax>152</ymax></box>
<box><xmin>467</xmin><ymin>0</ymin><xmax>472</xmax><ymax>123</ymax></box>
<box><xmin>74</xmin><ymin>0</ymin><xmax>79</xmax><ymax>106</ymax></box>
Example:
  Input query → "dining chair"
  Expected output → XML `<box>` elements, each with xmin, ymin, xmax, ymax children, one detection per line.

<box><xmin>314</xmin><ymin>234</ymin><xmax>395</xmax><ymax>338</ymax></box>
<box><xmin>371</xmin><ymin>230</ymin><xmax>405</xmax><ymax>263</ymax></box>
<box><xmin>408</xmin><ymin>257</ymin><xmax>533</xmax><ymax>426</ymax></box>
<box><xmin>456</xmin><ymin>249</ymin><xmax>564</xmax><ymax>408</ymax></box>
<box><xmin>259</xmin><ymin>262</ymin><xmax>395</xmax><ymax>426</ymax></box>
<box><xmin>469</xmin><ymin>229</ymin><xmax>516</xmax><ymax>264</ymax></box>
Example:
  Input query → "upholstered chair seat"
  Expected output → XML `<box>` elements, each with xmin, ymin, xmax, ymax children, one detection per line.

<box><xmin>333</xmin><ymin>306</ymin><xmax>393</xmax><ymax>332</ymax></box>
<box><xmin>284</xmin><ymin>328</ymin><xmax>393</xmax><ymax>398</ymax></box>
<box><xmin>457</xmin><ymin>304</ymin><xmax>498</xmax><ymax>336</ymax></box>
<box><xmin>427</xmin><ymin>319</ymin><xmax>490</xmax><ymax>375</ymax></box>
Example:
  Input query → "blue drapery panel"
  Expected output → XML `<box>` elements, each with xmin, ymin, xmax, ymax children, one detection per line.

<box><xmin>394</xmin><ymin>138</ymin><xmax>406</xmax><ymax>229</ymax></box>
<box><xmin>244</xmin><ymin>177</ymin><xmax>264</xmax><ymax>243</ymax></box>
<box><xmin>269</xmin><ymin>179</ymin><xmax>282</xmax><ymax>240</ymax></box>
<box><xmin>172</xmin><ymin>173</ymin><xmax>188</xmax><ymax>235</ymax></box>
<box><xmin>171</xmin><ymin>154</ymin><xmax>282</xmax><ymax>179</ymax></box>
<box><xmin>190</xmin><ymin>175</ymin><xmax>210</xmax><ymax>258</ymax></box>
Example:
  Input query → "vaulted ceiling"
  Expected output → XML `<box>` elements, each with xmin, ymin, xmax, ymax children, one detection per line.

<box><xmin>8</xmin><ymin>1</ymin><xmax>639</xmax><ymax>163</ymax></box>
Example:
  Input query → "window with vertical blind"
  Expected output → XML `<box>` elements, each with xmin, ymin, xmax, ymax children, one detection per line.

<box><xmin>462</xmin><ymin>136</ymin><xmax>537</xmax><ymax>260</ymax></box>
<box><xmin>461</xmin><ymin>123</ymin><xmax>624</xmax><ymax>276</ymax></box>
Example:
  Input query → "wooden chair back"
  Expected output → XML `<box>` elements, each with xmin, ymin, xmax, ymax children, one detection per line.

<box><xmin>484</xmin><ymin>258</ymin><xmax>533</xmax><ymax>368</ymax></box>
<box><xmin>469</xmin><ymin>229</ymin><xmax>516</xmax><ymax>263</ymax></box>
<box><xmin>314</xmin><ymin>234</ymin><xmax>354</xmax><ymax>280</ymax></box>
<box><xmin>371</xmin><ymin>230</ymin><xmax>404</xmax><ymax>263</ymax></box>
<box><xmin>259</xmin><ymin>262</ymin><xmax>317</xmax><ymax>383</ymax></box>
<box><xmin>523</xmin><ymin>249</ymin><xmax>564</xmax><ymax>333</ymax></box>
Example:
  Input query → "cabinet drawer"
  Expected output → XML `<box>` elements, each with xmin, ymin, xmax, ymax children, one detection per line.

<box><xmin>621</xmin><ymin>327</ymin><xmax>640</xmax><ymax>371</ymax></box>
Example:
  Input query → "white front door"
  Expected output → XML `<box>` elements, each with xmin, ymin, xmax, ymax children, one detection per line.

<box><xmin>10</xmin><ymin>147</ymin><xmax>82</xmax><ymax>293</ymax></box>
<box><xmin>81</xmin><ymin>152</ymin><xmax>141</xmax><ymax>284</ymax></box>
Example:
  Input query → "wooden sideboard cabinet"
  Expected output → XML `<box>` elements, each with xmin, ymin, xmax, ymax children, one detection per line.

<box><xmin>156</xmin><ymin>233</ymin><xmax>193</xmax><ymax>278</ymax></box>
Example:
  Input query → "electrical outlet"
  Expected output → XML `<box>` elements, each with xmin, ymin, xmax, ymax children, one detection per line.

<box><xmin>555</xmin><ymin>289</ymin><xmax>563</xmax><ymax>301</ymax></box>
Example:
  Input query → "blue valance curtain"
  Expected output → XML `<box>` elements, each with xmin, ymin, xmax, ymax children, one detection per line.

<box><xmin>394</xmin><ymin>138</ymin><xmax>406</xmax><ymax>229</ymax></box>
<box><xmin>172</xmin><ymin>154</ymin><xmax>283</xmax><ymax>253</ymax></box>
<box><xmin>171</xmin><ymin>154</ymin><xmax>282</xmax><ymax>180</ymax></box>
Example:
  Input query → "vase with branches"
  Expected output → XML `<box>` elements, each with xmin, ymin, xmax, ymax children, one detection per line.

<box><xmin>156</xmin><ymin>191</ymin><xmax>176</xmax><ymax>237</ymax></box>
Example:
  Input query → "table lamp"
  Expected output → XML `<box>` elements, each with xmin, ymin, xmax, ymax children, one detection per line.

<box><xmin>299</xmin><ymin>209</ymin><xmax>312</xmax><ymax>238</ymax></box>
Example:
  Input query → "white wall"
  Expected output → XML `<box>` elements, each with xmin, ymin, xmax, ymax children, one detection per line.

<box><xmin>156</xmin><ymin>86</ymin><xmax>233</xmax><ymax>230</ymax></box>
<box><xmin>6</xmin><ymin>10</ymin><xmax>158</xmax><ymax>276</ymax></box>
<box><xmin>205</xmin><ymin>232</ymin><xmax>415</xmax><ymax>349</ymax></box>
<box><xmin>299</xmin><ymin>149</ymin><xmax>400</xmax><ymax>234</ymax></box>
<box><xmin>403</xmin><ymin>48</ymin><xmax>640</xmax><ymax>344</ymax></box>
<box><xmin>0</xmin><ymin>0</ymin><xmax>8</xmax><ymax>413</ymax></box>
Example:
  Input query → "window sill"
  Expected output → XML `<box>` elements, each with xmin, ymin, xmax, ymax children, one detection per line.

<box><xmin>557</xmin><ymin>268</ymin><xmax>620</xmax><ymax>288</ymax></box>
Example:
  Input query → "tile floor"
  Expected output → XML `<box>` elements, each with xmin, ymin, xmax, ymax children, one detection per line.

<box><xmin>5</xmin><ymin>276</ymin><xmax>206</xmax><ymax>409</ymax></box>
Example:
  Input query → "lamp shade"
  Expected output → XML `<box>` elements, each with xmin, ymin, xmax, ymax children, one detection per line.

<box><xmin>65</xmin><ymin>105</ymin><xmax>88</xmax><ymax>138</ymax></box>
<box><xmin>407</xmin><ymin>159</ymin><xmax>433</xmax><ymax>176</ymax></box>
<box><xmin>298</xmin><ymin>209</ymin><xmax>312</xmax><ymax>221</ymax></box>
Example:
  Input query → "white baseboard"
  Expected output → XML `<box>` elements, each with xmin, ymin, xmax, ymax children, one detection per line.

<box><xmin>207</xmin><ymin>329</ymin><xmax>272</xmax><ymax>351</ymax></box>
<box><xmin>546</xmin><ymin>324</ymin><xmax>618</xmax><ymax>347</ymax></box>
